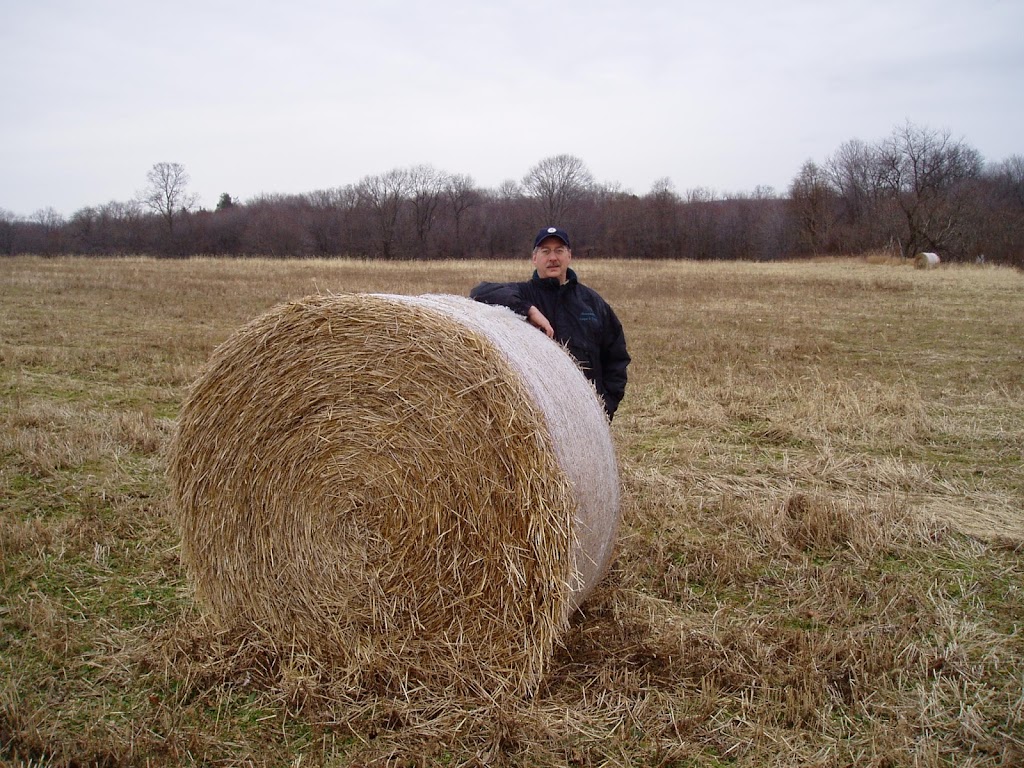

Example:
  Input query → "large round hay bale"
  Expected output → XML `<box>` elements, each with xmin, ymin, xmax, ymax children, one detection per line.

<box><xmin>168</xmin><ymin>293</ymin><xmax>620</xmax><ymax>697</ymax></box>
<box><xmin>914</xmin><ymin>251</ymin><xmax>941</xmax><ymax>269</ymax></box>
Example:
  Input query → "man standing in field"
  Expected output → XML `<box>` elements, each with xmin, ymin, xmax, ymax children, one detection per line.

<box><xmin>470</xmin><ymin>226</ymin><xmax>630</xmax><ymax>421</ymax></box>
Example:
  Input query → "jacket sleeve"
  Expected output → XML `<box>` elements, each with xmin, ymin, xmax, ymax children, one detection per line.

<box><xmin>600</xmin><ymin>304</ymin><xmax>630</xmax><ymax>418</ymax></box>
<box><xmin>469</xmin><ymin>281</ymin><xmax>532</xmax><ymax>317</ymax></box>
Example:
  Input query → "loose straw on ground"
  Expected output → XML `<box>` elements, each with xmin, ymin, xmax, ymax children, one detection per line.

<box><xmin>168</xmin><ymin>293</ymin><xmax>620</xmax><ymax>698</ymax></box>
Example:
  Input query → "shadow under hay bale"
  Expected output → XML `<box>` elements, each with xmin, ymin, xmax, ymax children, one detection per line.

<box><xmin>168</xmin><ymin>293</ymin><xmax>620</xmax><ymax>698</ymax></box>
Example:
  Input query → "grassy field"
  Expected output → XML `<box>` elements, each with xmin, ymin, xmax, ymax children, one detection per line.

<box><xmin>1</xmin><ymin>255</ymin><xmax>1022</xmax><ymax>767</ymax></box>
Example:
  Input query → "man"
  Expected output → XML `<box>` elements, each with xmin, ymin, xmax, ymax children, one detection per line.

<box><xmin>470</xmin><ymin>226</ymin><xmax>630</xmax><ymax>420</ymax></box>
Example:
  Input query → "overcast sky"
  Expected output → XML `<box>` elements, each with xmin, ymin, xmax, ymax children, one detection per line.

<box><xmin>2</xmin><ymin>0</ymin><xmax>1022</xmax><ymax>217</ymax></box>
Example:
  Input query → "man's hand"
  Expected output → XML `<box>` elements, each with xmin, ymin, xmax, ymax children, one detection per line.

<box><xmin>526</xmin><ymin>306</ymin><xmax>555</xmax><ymax>338</ymax></box>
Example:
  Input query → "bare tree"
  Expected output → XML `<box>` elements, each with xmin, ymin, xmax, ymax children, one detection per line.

<box><xmin>788</xmin><ymin>160</ymin><xmax>836</xmax><ymax>254</ymax></box>
<box><xmin>821</xmin><ymin>138</ymin><xmax>891</xmax><ymax>252</ymax></box>
<box><xmin>648</xmin><ymin>177</ymin><xmax>677</xmax><ymax>199</ymax></box>
<box><xmin>486</xmin><ymin>181</ymin><xmax>530</xmax><ymax>257</ymax></box>
<box><xmin>682</xmin><ymin>188</ymin><xmax>719</xmax><ymax>260</ymax></box>
<box><xmin>30</xmin><ymin>207</ymin><xmax>66</xmax><ymax>255</ymax></box>
<box><xmin>497</xmin><ymin>179</ymin><xmax>522</xmax><ymax>200</ymax></box>
<box><xmin>443</xmin><ymin>173</ymin><xmax>477</xmax><ymax>257</ymax></box>
<box><xmin>636</xmin><ymin>177</ymin><xmax>682</xmax><ymax>258</ymax></box>
<box><xmin>989</xmin><ymin>155</ymin><xmax>1024</xmax><ymax>209</ymax></box>
<box><xmin>303</xmin><ymin>186</ymin><xmax>358</xmax><ymax>256</ymax></box>
<box><xmin>407</xmin><ymin>164</ymin><xmax>447</xmax><ymax>258</ymax></box>
<box><xmin>521</xmin><ymin>154</ymin><xmax>595</xmax><ymax>223</ymax></box>
<box><xmin>0</xmin><ymin>208</ymin><xmax>18</xmax><ymax>255</ymax></box>
<box><xmin>139</xmin><ymin>162</ymin><xmax>198</xmax><ymax>237</ymax></box>
<box><xmin>99</xmin><ymin>200</ymin><xmax>145</xmax><ymax>252</ymax></box>
<box><xmin>825</xmin><ymin>140</ymin><xmax>878</xmax><ymax>218</ymax></box>
<box><xmin>31</xmin><ymin>206</ymin><xmax>65</xmax><ymax>228</ymax></box>
<box><xmin>243</xmin><ymin>193</ymin><xmax>311</xmax><ymax>257</ymax></box>
<box><xmin>355</xmin><ymin>167</ymin><xmax>411</xmax><ymax>259</ymax></box>
<box><xmin>875</xmin><ymin>122</ymin><xmax>983</xmax><ymax>258</ymax></box>
<box><xmin>978</xmin><ymin>155</ymin><xmax>1024</xmax><ymax>266</ymax></box>
<box><xmin>685</xmin><ymin>186</ymin><xmax>718</xmax><ymax>204</ymax></box>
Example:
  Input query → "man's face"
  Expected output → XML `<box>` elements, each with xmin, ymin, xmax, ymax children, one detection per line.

<box><xmin>532</xmin><ymin>236</ymin><xmax>572</xmax><ymax>284</ymax></box>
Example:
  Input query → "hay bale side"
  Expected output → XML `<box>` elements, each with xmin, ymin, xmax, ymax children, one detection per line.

<box><xmin>168</xmin><ymin>293</ymin><xmax>620</xmax><ymax>697</ymax></box>
<box><xmin>914</xmin><ymin>251</ymin><xmax>941</xmax><ymax>269</ymax></box>
<box><xmin>396</xmin><ymin>294</ymin><xmax>620</xmax><ymax>607</ymax></box>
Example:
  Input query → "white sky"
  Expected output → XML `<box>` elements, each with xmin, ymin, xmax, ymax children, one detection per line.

<box><xmin>2</xmin><ymin>0</ymin><xmax>1022</xmax><ymax>217</ymax></box>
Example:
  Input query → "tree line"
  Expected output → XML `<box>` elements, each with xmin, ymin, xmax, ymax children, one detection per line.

<box><xmin>2</xmin><ymin>122</ymin><xmax>1022</xmax><ymax>266</ymax></box>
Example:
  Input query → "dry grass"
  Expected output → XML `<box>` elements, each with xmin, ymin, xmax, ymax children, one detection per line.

<box><xmin>2</xmin><ymin>255</ymin><xmax>1023</xmax><ymax>767</ymax></box>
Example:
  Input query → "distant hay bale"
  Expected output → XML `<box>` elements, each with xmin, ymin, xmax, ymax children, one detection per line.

<box><xmin>168</xmin><ymin>293</ymin><xmax>620</xmax><ymax>697</ymax></box>
<box><xmin>914</xmin><ymin>251</ymin><xmax>941</xmax><ymax>269</ymax></box>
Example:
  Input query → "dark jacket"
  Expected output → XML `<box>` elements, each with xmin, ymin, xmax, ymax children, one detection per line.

<box><xmin>470</xmin><ymin>268</ymin><xmax>630</xmax><ymax>419</ymax></box>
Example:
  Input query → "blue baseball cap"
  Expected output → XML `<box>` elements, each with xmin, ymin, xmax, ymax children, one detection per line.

<box><xmin>533</xmin><ymin>226</ymin><xmax>571</xmax><ymax>249</ymax></box>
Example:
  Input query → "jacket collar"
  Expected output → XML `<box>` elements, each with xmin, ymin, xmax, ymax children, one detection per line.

<box><xmin>531</xmin><ymin>267</ymin><xmax>578</xmax><ymax>289</ymax></box>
